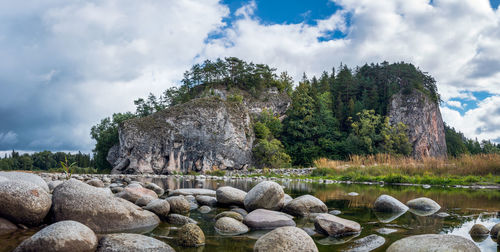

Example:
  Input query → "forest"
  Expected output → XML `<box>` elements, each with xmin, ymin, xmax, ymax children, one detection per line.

<box><xmin>1</xmin><ymin>58</ymin><xmax>498</xmax><ymax>171</ymax></box>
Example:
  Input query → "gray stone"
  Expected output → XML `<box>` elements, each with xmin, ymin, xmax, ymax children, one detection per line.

<box><xmin>215</xmin><ymin>217</ymin><xmax>249</xmax><ymax>235</ymax></box>
<box><xmin>165</xmin><ymin>196</ymin><xmax>190</xmax><ymax>214</ymax></box>
<box><xmin>97</xmin><ymin>233</ymin><xmax>174</xmax><ymax>252</ymax></box>
<box><xmin>0</xmin><ymin>217</ymin><xmax>18</xmax><ymax>235</ymax></box>
<box><xmin>87</xmin><ymin>178</ymin><xmax>104</xmax><ymax>188</ymax></box>
<box><xmin>0</xmin><ymin>171</ymin><xmax>49</xmax><ymax>192</ymax></box>
<box><xmin>216</xmin><ymin>186</ymin><xmax>247</xmax><ymax>206</ymax></box>
<box><xmin>373</xmin><ymin>195</ymin><xmax>408</xmax><ymax>213</ymax></box>
<box><xmin>389</xmin><ymin>89</ymin><xmax>447</xmax><ymax>159</ymax></box>
<box><xmin>0</xmin><ymin>180</ymin><xmax>51</xmax><ymax>226</ymax></box>
<box><xmin>144</xmin><ymin>199</ymin><xmax>170</xmax><ymax>220</ymax></box>
<box><xmin>314</xmin><ymin>213</ymin><xmax>361</xmax><ymax>237</ymax></box>
<box><xmin>343</xmin><ymin>234</ymin><xmax>385</xmax><ymax>252</ymax></box>
<box><xmin>145</xmin><ymin>182</ymin><xmax>164</xmax><ymax>196</ymax></box>
<box><xmin>51</xmin><ymin>179</ymin><xmax>159</xmax><ymax>233</ymax></box>
<box><xmin>14</xmin><ymin>220</ymin><xmax>97</xmax><ymax>252</ymax></box>
<box><xmin>490</xmin><ymin>223</ymin><xmax>500</xmax><ymax>237</ymax></box>
<box><xmin>329</xmin><ymin>210</ymin><xmax>341</xmax><ymax>215</ymax></box>
<box><xmin>254</xmin><ymin>226</ymin><xmax>318</xmax><ymax>252</ymax></box>
<box><xmin>178</xmin><ymin>223</ymin><xmax>205</xmax><ymax>247</ymax></box>
<box><xmin>375</xmin><ymin>228</ymin><xmax>398</xmax><ymax>235</ymax></box>
<box><xmin>406</xmin><ymin>197</ymin><xmax>440</xmax><ymax>214</ymax></box>
<box><xmin>283</xmin><ymin>194</ymin><xmax>327</xmax><ymax>217</ymax></box>
<box><xmin>386</xmin><ymin>234</ymin><xmax>480</xmax><ymax>252</ymax></box>
<box><xmin>169</xmin><ymin>188</ymin><xmax>216</xmax><ymax>197</ymax></box>
<box><xmin>231</xmin><ymin>207</ymin><xmax>248</xmax><ymax>217</ymax></box>
<box><xmin>216</xmin><ymin>211</ymin><xmax>244</xmax><ymax>222</ymax></box>
<box><xmin>116</xmin><ymin>184</ymin><xmax>158</xmax><ymax>203</ymax></box>
<box><xmin>48</xmin><ymin>180</ymin><xmax>63</xmax><ymax>192</ymax></box>
<box><xmin>244</xmin><ymin>181</ymin><xmax>285</xmax><ymax>211</ymax></box>
<box><xmin>136</xmin><ymin>195</ymin><xmax>156</xmax><ymax>207</ymax></box>
<box><xmin>244</xmin><ymin>209</ymin><xmax>295</xmax><ymax>230</ymax></box>
<box><xmin>166</xmin><ymin>214</ymin><xmax>197</xmax><ymax>225</ymax></box>
<box><xmin>195</xmin><ymin>195</ymin><xmax>217</xmax><ymax>206</ymax></box>
<box><xmin>469</xmin><ymin>224</ymin><xmax>489</xmax><ymax>236</ymax></box>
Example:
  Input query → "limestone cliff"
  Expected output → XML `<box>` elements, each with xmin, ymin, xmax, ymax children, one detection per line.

<box><xmin>109</xmin><ymin>88</ymin><xmax>290</xmax><ymax>174</ymax></box>
<box><xmin>388</xmin><ymin>89</ymin><xmax>447</xmax><ymax>159</ymax></box>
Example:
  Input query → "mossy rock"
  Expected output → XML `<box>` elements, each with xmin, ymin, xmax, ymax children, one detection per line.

<box><xmin>178</xmin><ymin>223</ymin><xmax>205</xmax><ymax>247</ymax></box>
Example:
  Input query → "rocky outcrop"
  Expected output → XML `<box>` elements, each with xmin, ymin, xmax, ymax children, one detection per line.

<box><xmin>110</xmin><ymin>88</ymin><xmax>290</xmax><ymax>174</ymax></box>
<box><xmin>389</xmin><ymin>89</ymin><xmax>447</xmax><ymax>159</ymax></box>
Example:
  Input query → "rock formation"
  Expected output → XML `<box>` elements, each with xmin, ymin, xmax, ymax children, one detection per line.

<box><xmin>109</xmin><ymin>87</ymin><xmax>290</xmax><ymax>174</ymax></box>
<box><xmin>389</xmin><ymin>89</ymin><xmax>447</xmax><ymax>159</ymax></box>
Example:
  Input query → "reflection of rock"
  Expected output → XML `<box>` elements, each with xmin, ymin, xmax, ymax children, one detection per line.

<box><xmin>386</xmin><ymin>234</ymin><xmax>480</xmax><ymax>252</ymax></box>
<box><xmin>436</xmin><ymin>212</ymin><xmax>450</xmax><ymax>218</ymax></box>
<box><xmin>374</xmin><ymin>211</ymin><xmax>407</xmax><ymax>223</ymax></box>
<box><xmin>490</xmin><ymin>223</ymin><xmax>500</xmax><ymax>237</ymax></box>
<box><xmin>469</xmin><ymin>224</ymin><xmax>489</xmax><ymax>237</ymax></box>
<box><xmin>343</xmin><ymin>234</ymin><xmax>385</xmax><ymax>252</ymax></box>
<box><xmin>316</xmin><ymin>233</ymin><xmax>360</xmax><ymax>245</ymax></box>
<box><xmin>408</xmin><ymin>208</ymin><xmax>439</xmax><ymax>217</ymax></box>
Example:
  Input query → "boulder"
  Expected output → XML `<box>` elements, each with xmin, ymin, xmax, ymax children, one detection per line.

<box><xmin>386</xmin><ymin>234</ymin><xmax>480</xmax><ymax>252</ymax></box>
<box><xmin>87</xmin><ymin>179</ymin><xmax>104</xmax><ymax>188</ymax></box>
<box><xmin>165</xmin><ymin>196</ymin><xmax>191</xmax><ymax>214</ymax></box>
<box><xmin>244</xmin><ymin>209</ymin><xmax>295</xmax><ymax>230</ymax></box>
<box><xmin>166</xmin><ymin>214</ymin><xmax>197</xmax><ymax>225</ymax></box>
<box><xmin>373</xmin><ymin>195</ymin><xmax>408</xmax><ymax>213</ymax></box>
<box><xmin>195</xmin><ymin>195</ymin><xmax>217</xmax><ymax>206</ymax></box>
<box><xmin>143</xmin><ymin>199</ymin><xmax>170</xmax><ymax>220</ymax></box>
<box><xmin>231</xmin><ymin>207</ymin><xmax>248</xmax><ymax>217</ymax></box>
<box><xmin>283</xmin><ymin>195</ymin><xmax>327</xmax><ymax>216</ymax></box>
<box><xmin>145</xmin><ymin>182</ymin><xmax>164</xmax><ymax>196</ymax></box>
<box><xmin>314</xmin><ymin>213</ymin><xmax>361</xmax><ymax>237</ymax></box>
<box><xmin>178</xmin><ymin>223</ymin><xmax>205</xmax><ymax>247</ymax></box>
<box><xmin>254</xmin><ymin>226</ymin><xmax>318</xmax><ymax>252</ymax></box>
<box><xmin>215</xmin><ymin>217</ymin><xmax>249</xmax><ymax>235</ymax></box>
<box><xmin>490</xmin><ymin>223</ymin><xmax>500</xmax><ymax>237</ymax></box>
<box><xmin>48</xmin><ymin>180</ymin><xmax>63</xmax><ymax>192</ymax></box>
<box><xmin>115</xmin><ymin>184</ymin><xmax>158</xmax><ymax>203</ymax></box>
<box><xmin>97</xmin><ymin>233</ymin><xmax>174</xmax><ymax>252</ymax></box>
<box><xmin>216</xmin><ymin>186</ymin><xmax>247</xmax><ymax>206</ymax></box>
<box><xmin>0</xmin><ymin>171</ymin><xmax>49</xmax><ymax>192</ymax></box>
<box><xmin>51</xmin><ymin>179</ymin><xmax>159</xmax><ymax>233</ymax></box>
<box><xmin>135</xmin><ymin>195</ymin><xmax>156</xmax><ymax>207</ymax></box>
<box><xmin>406</xmin><ymin>197</ymin><xmax>440</xmax><ymax>216</ymax></box>
<box><xmin>469</xmin><ymin>224</ymin><xmax>489</xmax><ymax>236</ymax></box>
<box><xmin>169</xmin><ymin>188</ymin><xmax>216</xmax><ymax>197</ymax></box>
<box><xmin>284</xmin><ymin>194</ymin><xmax>293</xmax><ymax>205</ymax></box>
<box><xmin>0</xmin><ymin>180</ymin><xmax>51</xmax><ymax>226</ymax></box>
<box><xmin>244</xmin><ymin>181</ymin><xmax>285</xmax><ymax>211</ymax></box>
<box><xmin>0</xmin><ymin>217</ymin><xmax>18</xmax><ymax>235</ymax></box>
<box><xmin>14</xmin><ymin>220</ymin><xmax>97</xmax><ymax>252</ymax></box>
<box><xmin>215</xmin><ymin>211</ymin><xmax>244</xmax><ymax>222</ymax></box>
<box><xmin>343</xmin><ymin>234</ymin><xmax>385</xmax><ymax>252</ymax></box>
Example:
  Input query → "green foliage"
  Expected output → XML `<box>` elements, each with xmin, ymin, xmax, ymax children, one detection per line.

<box><xmin>90</xmin><ymin>112</ymin><xmax>136</xmax><ymax>170</ymax></box>
<box><xmin>227</xmin><ymin>94</ymin><xmax>243</xmax><ymax>104</ymax></box>
<box><xmin>60</xmin><ymin>156</ymin><xmax>76</xmax><ymax>179</ymax></box>
<box><xmin>445</xmin><ymin>124</ymin><xmax>500</xmax><ymax>157</ymax></box>
<box><xmin>0</xmin><ymin>150</ymin><xmax>94</xmax><ymax>171</ymax></box>
<box><xmin>252</xmin><ymin>139</ymin><xmax>291</xmax><ymax>169</ymax></box>
<box><xmin>205</xmin><ymin>170</ymin><xmax>226</xmax><ymax>176</ymax></box>
<box><xmin>253</xmin><ymin>121</ymin><xmax>271</xmax><ymax>140</ymax></box>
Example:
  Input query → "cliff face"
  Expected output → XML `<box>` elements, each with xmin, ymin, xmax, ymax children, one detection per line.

<box><xmin>388</xmin><ymin>90</ymin><xmax>447</xmax><ymax>159</ymax></box>
<box><xmin>109</xmin><ymin>88</ymin><xmax>290</xmax><ymax>174</ymax></box>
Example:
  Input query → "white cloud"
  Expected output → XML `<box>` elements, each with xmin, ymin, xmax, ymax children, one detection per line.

<box><xmin>447</xmin><ymin>101</ymin><xmax>464</xmax><ymax>109</ymax></box>
<box><xmin>0</xmin><ymin>131</ymin><xmax>18</xmax><ymax>145</ymax></box>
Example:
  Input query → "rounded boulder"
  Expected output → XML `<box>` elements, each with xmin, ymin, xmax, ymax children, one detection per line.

<box><xmin>254</xmin><ymin>226</ymin><xmax>318</xmax><ymax>252</ymax></box>
<box><xmin>244</xmin><ymin>181</ymin><xmax>284</xmax><ymax>211</ymax></box>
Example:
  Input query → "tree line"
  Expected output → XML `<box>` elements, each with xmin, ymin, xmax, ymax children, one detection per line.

<box><xmin>0</xmin><ymin>150</ymin><xmax>94</xmax><ymax>171</ymax></box>
<box><xmin>445</xmin><ymin>125</ymin><xmax>500</xmax><ymax>157</ymax></box>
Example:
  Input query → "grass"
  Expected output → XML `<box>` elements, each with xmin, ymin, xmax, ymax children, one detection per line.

<box><xmin>308</xmin><ymin>154</ymin><xmax>500</xmax><ymax>186</ymax></box>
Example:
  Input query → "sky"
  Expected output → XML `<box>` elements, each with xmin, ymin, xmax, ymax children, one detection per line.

<box><xmin>1</xmin><ymin>0</ymin><xmax>500</xmax><ymax>154</ymax></box>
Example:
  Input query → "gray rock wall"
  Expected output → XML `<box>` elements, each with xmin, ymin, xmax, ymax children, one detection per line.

<box><xmin>388</xmin><ymin>90</ymin><xmax>447</xmax><ymax>159</ymax></box>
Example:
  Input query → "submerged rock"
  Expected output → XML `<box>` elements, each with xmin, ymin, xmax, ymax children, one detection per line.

<box><xmin>314</xmin><ymin>213</ymin><xmax>361</xmax><ymax>237</ymax></box>
<box><xmin>283</xmin><ymin>194</ymin><xmax>327</xmax><ymax>217</ymax></box>
<box><xmin>214</xmin><ymin>217</ymin><xmax>249</xmax><ymax>235</ymax></box>
<box><xmin>14</xmin><ymin>220</ymin><xmax>97</xmax><ymax>252</ymax></box>
<box><xmin>375</xmin><ymin>228</ymin><xmax>398</xmax><ymax>235</ymax></box>
<box><xmin>0</xmin><ymin>180</ymin><xmax>51</xmax><ymax>226</ymax></box>
<box><xmin>254</xmin><ymin>226</ymin><xmax>318</xmax><ymax>252</ymax></box>
<box><xmin>0</xmin><ymin>171</ymin><xmax>49</xmax><ymax>192</ymax></box>
<box><xmin>51</xmin><ymin>179</ymin><xmax>159</xmax><ymax>233</ymax></box>
<box><xmin>216</xmin><ymin>211</ymin><xmax>244</xmax><ymax>222</ymax></box>
<box><xmin>386</xmin><ymin>234</ymin><xmax>480</xmax><ymax>252</ymax></box>
<box><xmin>216</xmin><ymin>186</ymin><xmax>247</xmax><ymax>206</ymax></box>
<box><xmin>373</xmin><ymin>195</ymin><xmax>408</xmax><ymax>213</ymax></box>
<box><xmin>166</xmin><ymin>214</ymin><xmax>197</xmax><ymax>225</ymax></box>
<box><xmin>230</xmin><ymin>207</ymin><xmax>248</xmax><ymax>217</ymax></box>
<box><xmin>178</xmin><ymin>223</ymin><xmax>205</xmax><ymax>247</ymax></box>
<box><xmin>0</xmin><ymin>217</ymin><xmax>18</xmax><ymax>235</ymax></box>
<box><xmin>243</xmin><ymin>181</ymin><xmax>285</xmax><ymax>211</ymax></box>
<box><xmin>97</xmin><ymin>233</ymin><xmax>174</xmax><ymax>252</ymax></box>
<box><xmin>198</xmin><ymin>205</ymin><xmax>211</xmax><ymax>213</ymax></box>
<box><xmin>343</xmin><ymin>234</ymin><xmax>385</xmax><ymax>252</ymax></box>
<box><xmin>244</xmin><ymin>209</ymin><xmax>295</xmax><ymax>230</ymax></box>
